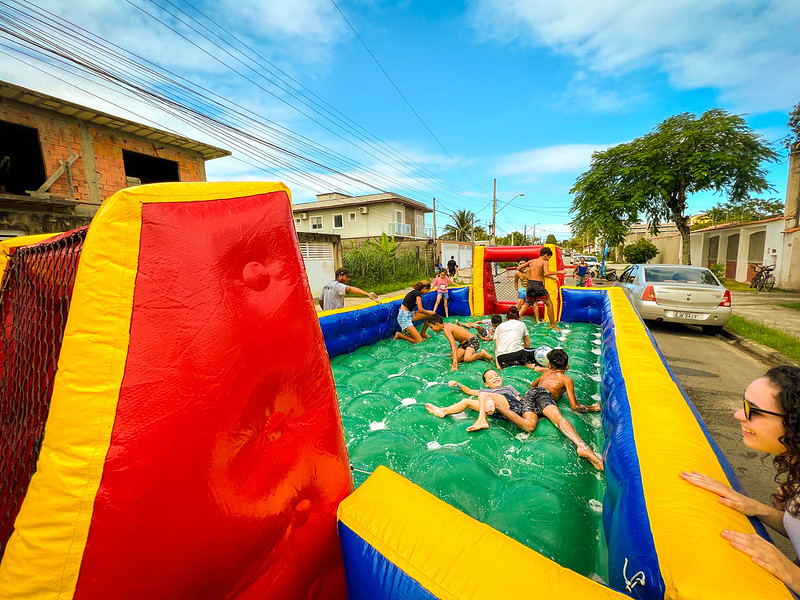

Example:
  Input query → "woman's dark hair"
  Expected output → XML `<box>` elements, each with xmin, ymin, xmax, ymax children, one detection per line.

<box><xmin>506</xmin><ymin>306</ymin><xmax>520</xmax><ymax>320</ymax></box>
<box><xmin>413</xmin><ymin>280</ymin><xmax>431</xmax><ymax>291</ymax></box>
<box><xmin>767</xmin><ymin>366</ymin><xmax>800</xmax><ymax>515</ymax></box>
<box><xmin>426</xmin><ymin>314</ymin><xmax>443</xmax><ymax>325</ymax></box>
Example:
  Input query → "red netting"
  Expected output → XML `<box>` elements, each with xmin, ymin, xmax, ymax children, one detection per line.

<box><xmin>0</xmin><ymin>227</ymin><xmax>87</xmax><ymax>559</ymax></box>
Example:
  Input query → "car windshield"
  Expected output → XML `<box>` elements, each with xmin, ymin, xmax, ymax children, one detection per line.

<box><xmin>644</xmin><ymin>267</ymin><xmax>719</xmax><ymax>285</ymax></box>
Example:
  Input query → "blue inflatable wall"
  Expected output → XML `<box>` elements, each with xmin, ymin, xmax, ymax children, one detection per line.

<box><xmin>319</xmin><ymin>286</ymin><xmax>470</xmax><ymax>358</ymax></box>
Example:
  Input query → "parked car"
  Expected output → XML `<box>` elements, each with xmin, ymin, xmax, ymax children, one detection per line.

<box><xmin>582</xmin><ymin>255</ymin><xmax>599</xmax><ymax>267</ymax></box>
<box><xmin>570</xmin><ymin>253</ymin><xmax>583</xmax><ymax>265</ymax></box>
<box><xmin>613</xmin><ymin>264</ymin><xmax>731</xmax><ymax>334</ymax></box>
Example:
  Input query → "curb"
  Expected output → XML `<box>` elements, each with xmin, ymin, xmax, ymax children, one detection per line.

<box><xmin>719</xmin><ymin>329</ymin><xmax>800</xmax><ymax>368</ymax></box>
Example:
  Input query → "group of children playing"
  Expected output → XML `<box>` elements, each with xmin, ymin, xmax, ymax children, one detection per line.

<box><xmin>388</xmin><ymin>248</ymin><xmax>604</xmax><ymax>470</ymax></box>
<box><xmin>393</xmin><ymin>297</ymin><xmax>603</xmax><ymax>470</ymax></box>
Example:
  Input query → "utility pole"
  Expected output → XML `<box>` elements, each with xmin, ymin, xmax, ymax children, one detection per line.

<box><xmin>491</xmin><ymin>178</ymin><xmax>497</xmax><ymax>246</ymax></box>
<box><xmin>432</xmin><ymin>197</ymin><xmax>437</xmax><ymax>241</ymax></box>
<box><xmin>523</xmin><ymin>224</ymin><xmax>527</xmax><ymax>245</ymax></box>
<box><xmin>471</xmin><ymin>214</ymin><xmax>475</xmax><ymax>243</ymax></box>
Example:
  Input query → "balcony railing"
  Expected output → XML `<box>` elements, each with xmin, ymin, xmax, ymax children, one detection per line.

<box><xmin>386</xmin><ymin>222</ymin><xmax>412</xmax><ymax>236</ymax></box>
<box><xmin>383</xmin><ymin>223</ymin><xmax>433</xmax><ymax>239</ymax></box>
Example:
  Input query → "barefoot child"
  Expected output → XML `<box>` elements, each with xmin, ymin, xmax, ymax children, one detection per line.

<box><xmin>394</xmin><ymin>281</ymin><xmax>435</xmax><ymax>344</ymax></box>
<box><xmin>425</xmin><ymin>350</ymin><xmax>603</xmax><ymax>470</ymax></box>
<box><xmin>455</xmin><ymin>314</ymin><xmax>503</xmax><ymax>341</ymax></box>
<box><xmin>514</xmin><ymin>258</ymin><xmax>540</xmax><ymax>324</ymax></box>
<box><xmin>431</xmin><ymin>268</ymin><xmax>452</xmax><ymax>317</ymax></box>
<box><xmin>425</xmin><ymin>314</ymin><xmax>493</xmax><ymax>371</ymax></box>
<box><xmin>517</xmin><ymin>247</ymin><xmax>566</xmax><ymax>330</ymax></box>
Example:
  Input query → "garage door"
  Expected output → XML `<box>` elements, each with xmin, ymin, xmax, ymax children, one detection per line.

<box><xmin>441</xmin><ymin>243</ymin><xmax>472</xmax><ymax>270</ymax></box>
<box><xmin>299</xmin><ymin>241</ymin><xmax>335</xmax><ymax>297</ymax></box>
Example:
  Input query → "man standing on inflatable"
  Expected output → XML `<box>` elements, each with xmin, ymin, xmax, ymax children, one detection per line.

<box><xmin>518</xmin><ymin>248</ymin><xmax>565</xmax><ymax>331</ymax></box>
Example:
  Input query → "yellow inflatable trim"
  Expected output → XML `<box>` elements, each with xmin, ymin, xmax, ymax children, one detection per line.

<box><xmin>0</xmin><ymin>183</ymin><xmax>290</xmax><ymax>599</ymax></box>
<box><xmin>338</xmin><ymin>466</ymin><xmax>628</xmax><ymax>600</ymax></box>
<box><xmin>606</xmin><ymin>287</ymin><xmax>791</xmax><ymax>599</ymax></box>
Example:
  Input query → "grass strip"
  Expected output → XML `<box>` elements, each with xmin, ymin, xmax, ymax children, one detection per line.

<box><xmin>777</xmin><ymin>302</ymin><xmax>800</xmax><ymax>312</ymax></box>
<box><xmin>721</xmin><ymin>279</ymin><xmax>753</xmax><ymax>291</ymax></box>
<box><xmin>725</xmin><ymin>315</ymin><xmax>800</xmax><ymax>361</ymax></box>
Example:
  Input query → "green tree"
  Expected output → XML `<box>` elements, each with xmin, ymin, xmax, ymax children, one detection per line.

<box><xmin>545</xmin><ymin>233</ymin><xmax>558</xmax><ymax>245</ymax></box>
<box><xmin>496</xmin><ymin>231</ymin><xmax>528</xmax><ymax>246</ymax></box>
<box><xmin>692</xmin><ymin>197</ymin><xmax>784</xmax><ymax>229</ymax></box>
<box><xmin>788</xmin><ymin>101</ymin><xmax>800</xmax><ymax>146</ymax></box>
<box><xmin>623</xmin><ymin>238</ymin><xmax>659</xmax><ymax>264</ymax></box>
<box><xmin>570</xmin><ymin>109</ymin><xmax>778</xmax><ymax>265</ymax></box>
<box><xmin>441</xmin><ymin>209</ymin><xmax>474</xmax><ymax>241</ymax></box>
<box><xmin>472</xmin><ymin>223</ymin><xmax>489</xmax><ymax>242</ymax></box>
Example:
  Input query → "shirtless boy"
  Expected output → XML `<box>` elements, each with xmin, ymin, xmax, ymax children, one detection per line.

<box><xmin>425</xmin><ymin>349</ymin><xmax>603</xmax><ymax>470</ymax></box>
<box><xmin>517</xmin><ymin>247</ymin><xmax>566</xmax><ymax>330</ymax></box>
<box><xmin>425</xmin><ymin>314</ymin><xmax>493</xmax><ymax>371</ymax></box>
<box><xmin>455</xmin><ymin>314</ymin><xmax>503</xmax><ymax>341</ymax></box>
<box><xmin>514</xmin><ymin>258</ymin><xmax>540</xmax><ymax>324</ymax></box>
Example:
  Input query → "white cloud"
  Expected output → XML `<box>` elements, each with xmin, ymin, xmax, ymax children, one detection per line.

<box><xmin>495</xmin><ymin>143</ymin><xmax>614</xmax><ymax>180</ymax></box>
<box><xmin>468</xmin><ymin>0</ymin><xmax>800</xmax><ymax>113</ymax></box>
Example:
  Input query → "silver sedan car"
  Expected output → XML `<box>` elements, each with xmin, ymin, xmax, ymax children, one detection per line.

<box><xmin>613</xmin><ymin>264</ymin><xmax>731</xmax><ymax>334</ymax></box>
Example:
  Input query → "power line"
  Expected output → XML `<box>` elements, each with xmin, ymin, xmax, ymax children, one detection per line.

<box><xmin>0</xmin><ymin>0</ymin><xmax>478</xmax><ymax>211</ymax></box>
<box><xmin>328</xmin><ymin>0</ymin><xmax>487</xmax><ymax>194</ymax></box>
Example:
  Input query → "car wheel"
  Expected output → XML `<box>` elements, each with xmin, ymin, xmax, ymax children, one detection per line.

<box><xmin>702</xmin><ymin>325</ymin><xmax>723</xmax><ymax>336</ymax></box>
<box><xmin>606</xmin><ymin>272</ymin><xmax>617</xmax><ymax>281</ymax></box>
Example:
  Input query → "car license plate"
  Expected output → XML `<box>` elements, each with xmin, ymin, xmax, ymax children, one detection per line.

<box><xmin>674</xmin><ymin>312</ymin><xmax>698</xmax><ymax>319</ymax></box>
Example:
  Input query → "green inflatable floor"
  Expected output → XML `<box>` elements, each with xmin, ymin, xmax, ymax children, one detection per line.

<box><xmin>332</xmin><ymin>319</ymin><xmax>607</xmax><ymax>580</ymax></box>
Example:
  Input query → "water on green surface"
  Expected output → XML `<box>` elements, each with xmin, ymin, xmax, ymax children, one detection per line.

<box><xmin>333</xmin><ymin>318</ymin><xmax>607</xmax><ymax>580</ymax></box>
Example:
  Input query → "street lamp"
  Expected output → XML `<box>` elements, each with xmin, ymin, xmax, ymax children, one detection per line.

<box><xmin>491</xmin><ymin>193</ymin><xmax>525</xmax><ymax>246</ymax></box>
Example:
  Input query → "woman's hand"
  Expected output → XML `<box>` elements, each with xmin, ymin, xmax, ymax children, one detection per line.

<box><xmin>448</xmin><ymin>380</ymin><xmax>459</xmax><ymax>387</ymax></box>
<box><xmin>722</xmin><ymin>530</ymin><xmax>800</xmax><ymax>593</ymax></box>
<box><xmin>679</xmin><ymin>471</ymin><xmax>759</xmax><ymax>516</ymax></box>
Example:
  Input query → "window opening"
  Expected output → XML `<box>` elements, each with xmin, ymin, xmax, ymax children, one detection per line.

<box><xmin>0</xmin><ymin>120</ymin><xmax>47</xmax><ymax>195</ymax></box>
<box><xmin>122</xmin><ymin>150</ymin><xmax>179</xmax><ymax>184</ymax></box>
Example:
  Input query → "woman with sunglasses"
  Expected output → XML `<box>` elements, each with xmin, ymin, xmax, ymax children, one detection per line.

<box><xmin>681</xmin><ymin>366</ymin><xmax>800</xmax><ymax>594</ymax></box>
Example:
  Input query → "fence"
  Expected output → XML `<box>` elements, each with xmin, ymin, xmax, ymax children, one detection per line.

<box><xmin>343</xmin><ymin>247</ymin><xmax>436</xmax><ymax>286</ymax></box>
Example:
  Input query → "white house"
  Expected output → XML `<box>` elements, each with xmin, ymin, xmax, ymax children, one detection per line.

<box><xmin>292</xmin><ymin>192</ymin><xmax>432</xmax><ymax>240</ymax></box>
<box><xmin>689</xmin><ymin>216</ymin><xmax>785</xmax><ymax>281</ymax></box>
<box><xmin>624</xmin><ymin>142</ymin><xmax>800</xmax><ymax>290</ymax></box>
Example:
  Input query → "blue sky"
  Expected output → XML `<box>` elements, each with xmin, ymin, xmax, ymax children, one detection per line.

<box><xmin>1</xmin><ymin>0</ymin><xmax>798</xmax><ymax>241</ymax></box>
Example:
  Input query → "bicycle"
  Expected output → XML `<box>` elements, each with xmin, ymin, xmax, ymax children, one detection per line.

<box><xmin>749</xmin><ymin>264</ymin><xmax>775</xmax><ymax>292</ymax></box>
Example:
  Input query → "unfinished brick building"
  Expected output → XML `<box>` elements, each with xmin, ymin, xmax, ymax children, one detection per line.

<box><xmin>0</xmin><ymin>80</ymin><xmax>230</xmax><ymax>238</ymax></box>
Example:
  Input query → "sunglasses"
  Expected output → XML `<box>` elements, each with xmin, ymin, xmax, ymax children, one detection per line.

<box><xmin>743</xmin><ymin>393</ymin><xmax>786</xmax><ymax>420</ymax></box>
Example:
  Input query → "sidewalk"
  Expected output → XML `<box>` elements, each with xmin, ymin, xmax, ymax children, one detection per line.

<box><xmin>730</xmin><ymin>289</ymin><xmax>800</xmax><ymax>340</ymax></box>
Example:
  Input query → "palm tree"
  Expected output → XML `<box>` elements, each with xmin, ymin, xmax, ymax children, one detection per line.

<box><xmin>441</xmin><ymin>209</ymin><xmax>475</xmax><ymax>241</ymax></box>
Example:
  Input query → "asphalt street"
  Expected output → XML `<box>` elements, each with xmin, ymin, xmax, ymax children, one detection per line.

<box><xmin>649</xmin><ymin>321</ymin><xmax>796</xmax><ymax>558</ymax></box>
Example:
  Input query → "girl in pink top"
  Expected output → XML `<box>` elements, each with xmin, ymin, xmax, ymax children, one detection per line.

<box><xmin>432</xmin><ymin>268</ymin><xmax>452</xmax><ymax>317</ymax></box>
